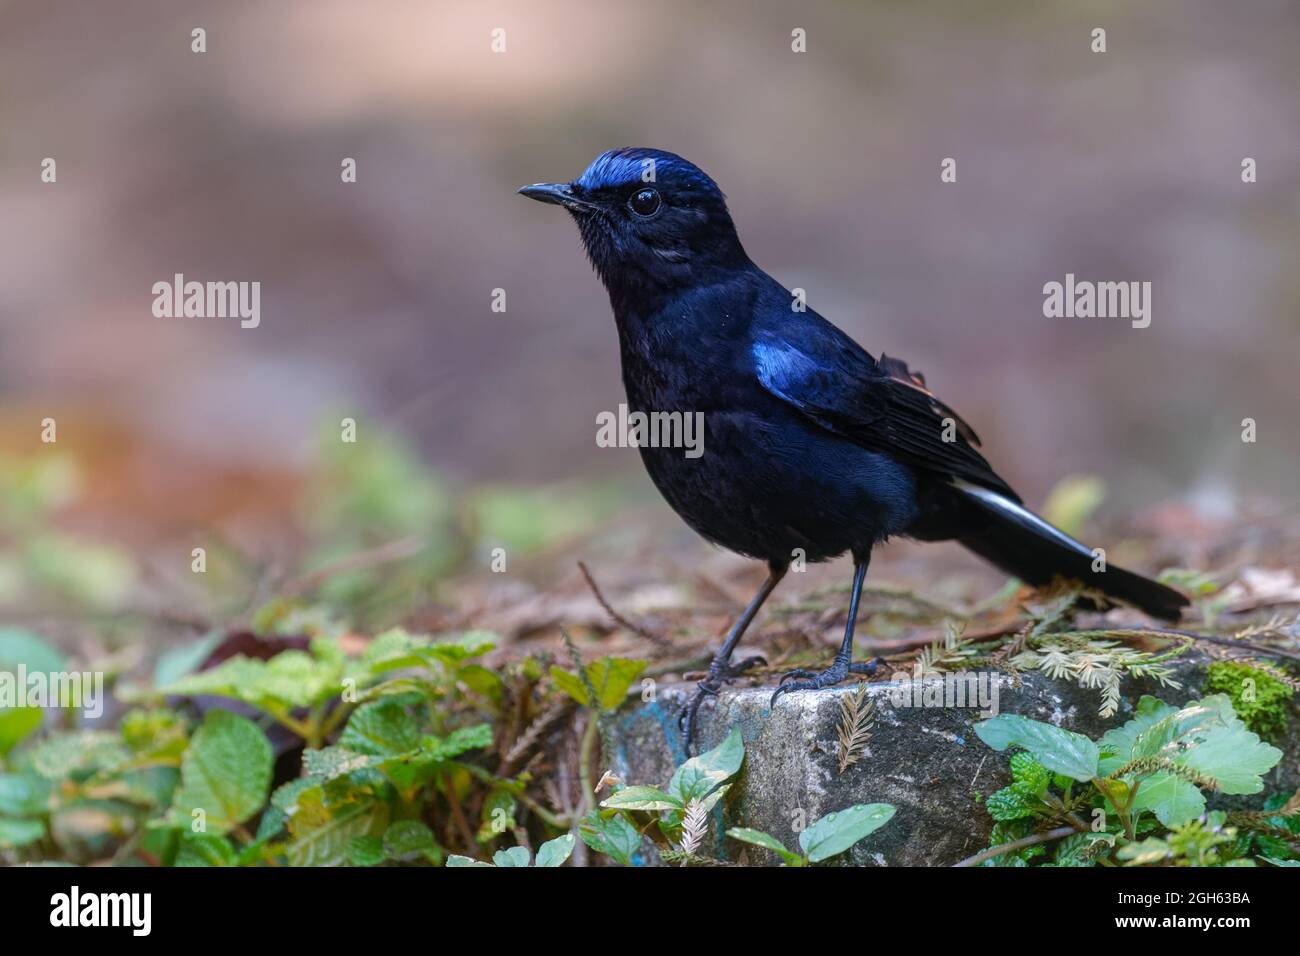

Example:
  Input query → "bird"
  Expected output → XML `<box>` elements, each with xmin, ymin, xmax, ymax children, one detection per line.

<box><xmin>519</xmin><ymin>148</ymin><xmax>1188</xmax><ymax>751</ymax></box>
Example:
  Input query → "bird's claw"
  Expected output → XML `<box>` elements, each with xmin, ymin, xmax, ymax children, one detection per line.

<box><xmin>770</xmin><ymin>656</ymin><xmax>881</xmax><ymax>708</ymax></box>
<box><xmin>678</xmin><ymin>655</ymin><xmax>768</xmax><ymax>751</ymax></box>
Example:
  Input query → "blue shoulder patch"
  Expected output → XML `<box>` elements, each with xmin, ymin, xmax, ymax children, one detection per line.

<box><xmin>752</xmin><ymin>339</ymin><xmax>818</xmax><ymax>407</ymax></box>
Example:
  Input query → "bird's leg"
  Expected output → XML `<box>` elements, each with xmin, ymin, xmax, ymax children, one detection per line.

<box><xmin>679</xmin><ymin>561</ymin><xmax>787</xmax><ymax>752</ymax></box>
<box><xmin>770</xmin><ymin>554</ymin><xmax>881</xmax><ymax>707</ymax></box>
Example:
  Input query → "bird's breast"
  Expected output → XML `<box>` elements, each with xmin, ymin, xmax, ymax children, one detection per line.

<box><xmin>624</xmin><ymin>398</ymin><xmax>920</xmax><ymax>564</ymax></box>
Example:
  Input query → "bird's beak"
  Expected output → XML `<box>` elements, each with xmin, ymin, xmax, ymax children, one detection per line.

<box><xmin>517</xmin><ymin>182</ymin><xmax>596</xmax><ymax>213</ymax></box>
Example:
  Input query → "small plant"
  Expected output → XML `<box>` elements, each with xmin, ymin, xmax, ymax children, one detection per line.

<box><xmin>161</xmin><ymin>626</ymin><xmax>499</xmax><ymax>748</ymax></box>
<box><xmin>726</xmin><ymin>803</ymin><xmax>896</xmax><ymax>866</ymax></box>
<box><xmin>581</xmin><ymin>726</ymin><xmax>744</xmax><ymax>865</ymax></box>
<box><xmin>447</xmin><ymin>833</ymin><xmax>575</xmax><ymax>867</ymax></box>
<box><xmin>1118</xmin><ymin>812</ymin><xmax>1244</xmax><ymax>867</ymax></box>
<box><xmin>0</xmin><ymin>626</ymin><xmax>568</xmax><ymax>866</ymax></box>
<box><xmin>549</xmin><ymin>655</ymin><xmax>646</xmax><ymax>712</ymax></box>
<box><xmin>917</xmin><ymin>619</ymin><xmax>978</xmax><ymax>674</ymax></box>
<box><xmin>1236</xmin><ymin>790</ymin><xmax>1300</xmax><ymax>866</ymax></box>
<box><xmin>580</xmin><ymin>726</ymin><xmax>896</xmax><ymax>866</ymax></box>
<box><xmin>969</xmin><ymin>694</ymin><xmax>1289</xmax><ymax>866</ymax></box>
<box><xmin>1011</xmin><ymin>638</ymin><xmax>1187</xmax><ymax>718</ymax></box>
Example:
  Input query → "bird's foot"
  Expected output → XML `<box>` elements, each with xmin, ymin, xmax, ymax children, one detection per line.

<box><xmin>678</xmin><ymin>655</ymin><xmax>767</xmax><ymax>752</ymax></box>
<box><xmin>769</xmin><ymin>656</ymin><xmax>881</xmax><ymax>708</ymax></box>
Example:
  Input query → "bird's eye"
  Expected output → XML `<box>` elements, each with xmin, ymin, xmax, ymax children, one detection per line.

<box><xmin>628</xmin><ymin>188</ymin><xmax>662</xmax><ymax>218</ymax></box>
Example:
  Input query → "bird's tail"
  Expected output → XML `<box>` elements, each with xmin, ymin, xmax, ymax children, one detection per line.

<box><xmin>949</xmin><ymin>482</ymin><xmax>1189</xmax><ymax>621</ymax></box>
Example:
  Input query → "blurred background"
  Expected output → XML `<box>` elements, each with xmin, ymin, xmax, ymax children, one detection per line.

<box><xmin>1</xmin><ymin>0</ymin><xmax>1297</xmax><ymax>648</ymax></box>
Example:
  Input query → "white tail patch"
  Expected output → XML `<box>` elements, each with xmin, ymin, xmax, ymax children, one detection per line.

<box><xmin>953</xmin><ymin>481</ymin><xmax>1092</xmax><ymax>558</ymax></box>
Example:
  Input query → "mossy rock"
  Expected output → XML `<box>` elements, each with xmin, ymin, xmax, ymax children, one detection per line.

<box><xmin>1204</xmin><ymin>660</ymin><xmax>1295</xmax><ymax>742</ymax></box>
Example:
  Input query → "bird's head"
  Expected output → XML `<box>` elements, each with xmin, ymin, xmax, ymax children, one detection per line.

<box><xmin>518</xmin><ymin>148</ymin><xmax>748</xmax><ymax>298</ymax></box>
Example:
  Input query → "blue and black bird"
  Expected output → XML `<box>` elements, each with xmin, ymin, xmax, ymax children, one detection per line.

<box><xmin>519</xmin><ymin>148</ymin><xmax>1188</xmax><ymax>748</ymax></box>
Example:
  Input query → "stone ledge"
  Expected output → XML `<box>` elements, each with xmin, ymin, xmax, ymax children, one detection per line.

<box><xmin>608</xmin><ymin>655</ymin><xmax>1298</xmax><ymax>866</ymax></box>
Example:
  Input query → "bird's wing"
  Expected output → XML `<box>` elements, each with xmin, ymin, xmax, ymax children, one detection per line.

<box><xmin>752</xmin><ymin>327</ymin><xmax>1020</xmax><ymax>500</ymax></box>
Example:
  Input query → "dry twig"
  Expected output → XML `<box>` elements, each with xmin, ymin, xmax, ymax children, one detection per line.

<box><xmin>578</xmin><ymin>560</ymin><xmax>673</xmax><ymax>653</ymax></box>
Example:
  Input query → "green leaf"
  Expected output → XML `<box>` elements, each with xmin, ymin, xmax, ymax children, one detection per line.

<box><xmin>343</xmin><ymin>723</ymin><xmax>494</xmax><ymax>793</ymax></box>
<box><xmin>339</xmin><ymin>699</ymin><xmax>421</xmax><ymax>756</ymax></box>
<box><xmin>0</xmin><ymin>817</ymin><xmax>45</xmax><ymax>848</ymax></box>
<box><xmin>986</xmin><ymin>785</ymin><xmax>1038</xmax><ymax>822</ymax></box>
<box><xmin>535</xmin><ymin>834</ymin><xmax>575</xmax><ymax>867</ymax></box>
<box><xmin>589</xmin><ymin>658</ymin><xmax>646</xmax><ymax>710</ymax></box>
<box><xmin>285</xmin><ymin>788</ymin><xmax>388</xmax><ymax>867</ymax></box>
<box><xmin>0</xmin><ymin>628</ymin><xmax>67</xmax><ymax>673</ymax></box>
<box><xmin>476</xmin><ymin>787</ymin><xmax>517</xmax><ymax>843</ymax></box>
<box><xmin>370</xmin><ymin>753</ymin><xmax>437</xmax><ymax>793</ymax></box>
<box><xmin>601</xmin><ymin>785</ymin><xmax>683</xmax><ymax>812</ymax></box>
<box><xmin>358</xmin><ymin>628</ymin><xmax>422</xmax><ymax>668</ymax></box>
<box><xmin>1178</xmin><ymin>725</ymin><xmax>1282</xmax><ymax>795</ymax></box>
<box><xmin>1118</xmin><ymin>836</ymin><xmax>1172</xmax><ymax>866</ymax></box>
<box><xmin>976</xmin><ymin>715</ymin><xmax>1099</xmax><ymax>781</ymax></box>
<box><xmin>363</xmin><ymin>629</ymin><xmax>496</xmax><ymax>674</ymax></box>
<box><xmin>1099</xmin><ymin>696</ymin><xmax>1178</xmax><ymax>771</ymax></box>
<box><xmin>0</xmin><ymin>707</ymin><xmax>42</xmax><ymax>757</ymax></box>
<box><xmin>258</xmin><ymin>777</ymin><xmax>317</xmax><ymax>841</ymax></box>
<box><xmin>1008</xmin><ymin>753</ymin><xmax>1050</xmax><ymax>794</ymax></box>
<box><xmin>549</xmin><ymin>669</ymin><xmax>588</xmax><ymax>706</ymax></box>
<box><xmin>424</xmin><ymin>632</ymin><xmax>497</xmax><ymax>665</ymax></box>
<box><xmin>798</xmin><ymin>803</ymin><xmax>896</xmax><ymax>863</ymax></box>
<box><xmin>1263</xmin><ymin>789</ymin><xmax>1300</xmax><ymax>818</ymax></box>
<box><xmin>170</xmin><ymin>710</ymin><xmax>273</xmax><ymax>832</ymax></box>
<box><xmin>1053</xmin><ymin>832</ymin><xmax>1113</xmax><ymax>867</ymax></box>
<box><xmin>550</xmin><ymin>658</ymin><xmax>646</xmax><ymax>711</ymax></box>
<box><xmin>301</xmin><ymin>746</ymin><xmax>376</xmax><ymax>782</ymax></box>
<box><xmin>302</xmin><ymin>722</ymin><xmax>492</xmax><ymax>795</ymax></box>
<box><xmin>493</xmin><ymin>845</ymin><xmax>532</xmax><ymax>867</ymax></box>
<box><xmin>423</xmin><ymin>723</ymin><xmax>493</xmax><ymax>761</ymax></box>
<box><xmin>668</xmin><ymin>726</ymin><xmax>745</xmax><ymax>805</ymax></box>
<box><xmin>347</xmin><ymin>835</ymin><xmax>385</xmax><ymax>867</ymax></box>
<box><xmin>1102</xmin><ymin>701</ymin><xmax>1216</xmax><ymax>771</ymax></box>
<box><xmin>163</xmin><ymin>650</ymin><xmax>341</xmax><ymax>716</ymax></box>
<box><xmin>235</xmin><ymin>837</ymin><xmax>278</xmax><ymax>867</ymax></box>
<box><xmin>724</xmin><ymin>826</ymin><xmax>787</xmax><ymax>853</ymax></box>
<box><xmin>578</xmin><ymin>811</ymin><xmax>641</xmax><ymax>866</ymax></box>
<box><xmin>726</xmin><ymin>827</ymin><xmax>803</xmax><ymax>866</ymax></box>
<box><xmin>446</xmin><ymin>854</ymin><xmax>492</xmax><ymax>867</ymax></box>
<box><xmin>175</xmin><ymin>831</ymin><xmax>237</xmax><ymax>867</ymax></box>
<box><xmin>119</xmin><ymin>708</ymin><xmax>188</xmax><ymax>760</ymax></box>
<box><xmin>383</xmin><ymin>820</ymin><xmax>438</xmax><ymax>863</ymax></box>
<box><xmin>1128</xmin><ymin>773</ymin><xmax>1206</xmax><ymax>827</ymax></box>
<box><xmin>0</xmin><ymin>773</ymin><xmax>51</xmax><ymax>817</ymax></box>
<box><xmin>0</xmin><ymin>630</ymin><xmax>60</xmax><ymax>756</ymax></box>
<box><xmin>457</xmin><ymin>664</ymin><xmax>504</xmax><ymax>700</ymax></box>
<box><xmin>24</xmin><ymin>731</ymin><xmax>128</xmax><ymax>781</ymax></box>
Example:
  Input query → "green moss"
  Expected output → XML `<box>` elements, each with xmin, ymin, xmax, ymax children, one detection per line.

<box><xmin>1204</xmin><ymin>661</ymin><xmax>1294</xmax><ymax>741</ymax></box>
